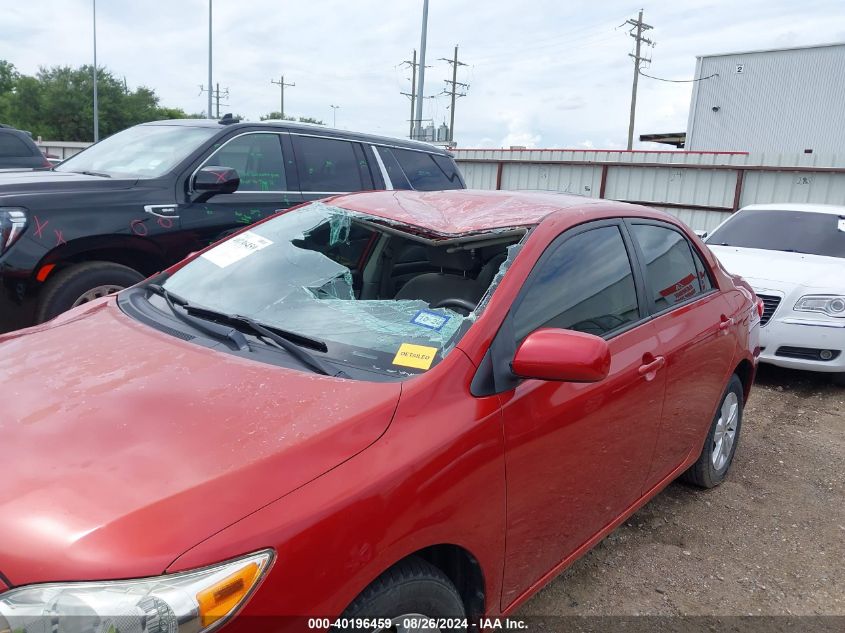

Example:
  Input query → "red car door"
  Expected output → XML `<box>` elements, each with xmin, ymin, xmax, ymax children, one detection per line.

<box><xmin>489</xmin><ymin>222</ymin><xmax>667</xmax><ymax>608</ymax></box>
<box><xmin>626</xmin><ymin>221</ymin><xmax>737</xmax><ymax>490</ymax></box>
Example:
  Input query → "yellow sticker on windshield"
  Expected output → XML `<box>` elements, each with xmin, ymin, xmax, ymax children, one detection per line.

<box><xmin>392</xmin><ymin>343</ymin><xmax>438</xmax><ymax>370</ymax></box>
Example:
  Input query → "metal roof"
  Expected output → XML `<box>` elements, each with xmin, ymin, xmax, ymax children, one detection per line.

<box><xmin>697</xmin><ymin>41</ymin><xmax>845</xmax><ymax>59</ymax></box>
<box><xmin>139</xmin><ymin>119</ymin><xmax>448</xmax><ymax>154</ymax></box>
<box><xmin>327</xmin><ymin>189</ymin><xmax>663</xmax><ymax>236</ymax></box>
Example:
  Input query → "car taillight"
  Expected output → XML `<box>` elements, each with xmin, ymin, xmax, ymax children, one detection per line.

<box><xmin>0</xmin><ymin>207</ymin><xmax>28</xmax><ymax>255</ymax></box>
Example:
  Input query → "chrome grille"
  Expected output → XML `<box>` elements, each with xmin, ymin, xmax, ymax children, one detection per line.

<box><xmin>757</xmin><ymin>294</ymin><xmax>781</xmax><ymax>326</ymax></box>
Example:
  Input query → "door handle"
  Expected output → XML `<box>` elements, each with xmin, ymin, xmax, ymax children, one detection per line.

<box><xmin>638</xmin><ymin>356</ymin><xmax>666</xmax><ymax>376</ymax></box>
<box><xmin>719</xmin><ymin>315</ymin><xmax>734</xmax><ymax>331</ymax></box>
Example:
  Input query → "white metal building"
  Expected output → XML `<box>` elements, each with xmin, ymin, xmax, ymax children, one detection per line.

<box><xmin>686</xmin><ymin>42</ymin><xmax>845</xmax><ymax>153</ymax></box>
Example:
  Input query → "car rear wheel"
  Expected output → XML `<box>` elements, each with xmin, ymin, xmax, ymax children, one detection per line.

<box><xmin>680</xmin><ymin>374</ymin><xmax>744</xmax><ymax>489</ymax></box>
<box><xmin>36</xmin><ymin>261</ymin><xmax>145</xmax><ymax>323</ymax></box>
<box><xmin>339</xmin><ymin>557</ymin><xmax>466</xmax><ymax>632</ymax></box>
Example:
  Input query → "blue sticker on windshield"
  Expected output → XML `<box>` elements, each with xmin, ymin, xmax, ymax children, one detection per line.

<box><xmin>411</xmin><ymin>309</ymin><xmax>450</xmax><ymax>331</ymax></box>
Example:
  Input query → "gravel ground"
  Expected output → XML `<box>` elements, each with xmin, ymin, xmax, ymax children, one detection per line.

<box><xmin>517</xmin><ymin>364</ymin><xmax>845</xmax><ymax>619</ymax></box>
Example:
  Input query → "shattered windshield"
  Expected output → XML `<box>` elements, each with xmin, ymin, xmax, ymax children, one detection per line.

<box><xmin>161</xmin><ymin>201</ymin><xmax>522</xmax><ymax>378</ymax></box>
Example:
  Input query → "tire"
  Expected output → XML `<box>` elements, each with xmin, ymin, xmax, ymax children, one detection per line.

<box><xmin>339</xmin><ymin>557</ymin><xmax>467</xmax><ymax>632</ymax></box>
<box><xmin>35</xmin><ymin>261</ymin><xmax>145</xmax><ymax>323</ymax></box>
<box><xmin>680</xmin><ymin>374</ymin><xmax>744</xmax><ymax>489</ymax></box>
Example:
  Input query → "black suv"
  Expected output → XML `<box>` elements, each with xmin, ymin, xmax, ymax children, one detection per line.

<box><xmin>0</xmin><ymin>118</ymin><xmax>464</xmax><ymax>332</ymax></box>
<box><xmin>0</xmin><ymin>125</ymin><xmax>51</xmax><ymax>170</ymax></box>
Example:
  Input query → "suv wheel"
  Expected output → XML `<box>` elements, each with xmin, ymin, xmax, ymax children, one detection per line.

<box><xmin>36</xmin><ymin>262</ymin><xmax>145</xmax><ymax>323</ymax></box>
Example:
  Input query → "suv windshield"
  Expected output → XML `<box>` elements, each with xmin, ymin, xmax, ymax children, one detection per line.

<box><xmin>707</xmin><ymin>209</ymin><xmax>845</xmax><ymax>259</ymax></box>
<box><xmin>158</xmin><ymin>201</ymin><xmax>520</xmax><ymax>378</ymax></box>
<box><xmin>57</xmin><ymin>124</ymin><xmax>217</xmax><ymax>178</ymax></box>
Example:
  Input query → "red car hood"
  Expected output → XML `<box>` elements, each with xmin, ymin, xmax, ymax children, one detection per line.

<box><xmin>0</xmin><ymin>301</ymin><xmax>401</xmax><ymax>586</ymax></box>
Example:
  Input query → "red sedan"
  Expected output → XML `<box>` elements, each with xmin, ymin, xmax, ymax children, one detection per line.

<box><xmin>0</xmin><ymin>190</ymin><xmax>759</xmax><ymax>632</ymax></box>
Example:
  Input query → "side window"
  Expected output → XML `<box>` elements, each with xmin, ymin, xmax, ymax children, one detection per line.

<box><xmin>691</xmin><ymin>247</ymin><xmax>714</xmax><ymax>292</ymax></box>
<box><xmin>375</xmin><ymin>146</ymin><xmax>412</xmax><ymax>190</ymax></box>
<box><xmin>292</xmin><ymin>136</ymin><xmax>370</xmax><ymax>192</ymax></box>
<box><xmin>206</xmin><ymin>133</ymin><xmax>286</xmax><ymax>192</ymax></box>
<box><xmin>630</xmin><ymin>224</ymin><xmax>705</xmax><ymax>310</ymax></box>
<box><xmin>512</xmin><ymin>225</ymin><xmax>640</xmax><ymax>340</ymax></box>
<box><xmin>0</xmin><ymin>133</ymin><xmax>36</xmax><ymax>158</ymax></box>
<box><xmin>390</xmin><ymin>148</ymin><xmax>463</xmax><ymax>191</ymax></box>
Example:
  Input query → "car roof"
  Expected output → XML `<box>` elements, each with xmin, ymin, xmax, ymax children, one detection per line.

<box><xmin>139</xmin><ymin>118</ymin><xmax>450</xmax><ymax>155</ymax></box>
<box><xmin>327</xmin><ymin>189</ymin><xmax>664</xmax><ymax>236</ymax></box>
<box><xmin>739</xmin><ymin>203</ymin><xmax>845</xmax><ymax>215</ymax></box>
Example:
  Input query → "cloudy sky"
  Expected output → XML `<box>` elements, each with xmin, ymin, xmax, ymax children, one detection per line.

<box><xmin>3</xmin><ymin>0</ymin><xmax>843</xmax><ymax>148</ymax></box>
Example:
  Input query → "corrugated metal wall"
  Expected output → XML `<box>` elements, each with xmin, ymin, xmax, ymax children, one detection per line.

<box><xmin>686</xmin><ymin>43</ymin><xmax>845</xmax><ymax>153</ymax></box>
<box><xmin>454</xmin><ymin>149</ymin><xmax>845</xmax><ymax>232</ymax></box>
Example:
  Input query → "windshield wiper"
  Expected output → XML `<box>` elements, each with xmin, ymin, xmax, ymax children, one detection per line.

<box><xmin>75</xmin><ymin>170</ymin><xmax>112</xmax><ymax>178</ymax></box>
<box><xmin>206</xmin><ymin>311</ymin><xmax>343</xmax><ymax>378</ymax></box>
<box><xmin>146</xmin><ymin>284</ymin><xmax>249</xmax><ymax>351</ymax></box>
<box><xmin>146</xmin><ymin>284</ymin><xmax>341</xmax><ymax>377</ymax></box>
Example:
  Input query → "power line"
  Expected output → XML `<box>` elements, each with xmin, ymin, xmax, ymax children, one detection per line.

<box><xmin>625</xmin><ymin>9</ymin><xmax>654</xmax><ymax>150</ymax></box>
<box><xmin>440</xmin><ymin>45</ymin><xmax>469</xmax><ymax>144</ymax></box>
<box><xmin>639</xmin><ymin>70</ymin><xmax>719</xmax><ymax>83</ymax></box>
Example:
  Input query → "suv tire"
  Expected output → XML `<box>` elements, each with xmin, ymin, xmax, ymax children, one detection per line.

<box><xmin>36</xmin><ymin>261</ymin><xmax>144</xmax><ymax>323</ymax></box>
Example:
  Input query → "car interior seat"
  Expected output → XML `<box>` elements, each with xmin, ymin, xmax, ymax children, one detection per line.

<box><xmin>393</xmin><ymin>246</ymin><xmax>483</xmax><ymax>309</ymax></box>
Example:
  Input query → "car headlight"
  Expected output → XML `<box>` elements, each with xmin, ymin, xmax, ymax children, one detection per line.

<box><xmin>0</xmin><ymin>550</ymin><xmax>272</xmax><ymax>633</ymax></box>
<box><xmin>794</xmin><ymin>295</ymin><xmax>845</xmax><ymax>318</ymax></box>
<box><xmin>0</xmin><ymin>207</ymin><xmax>28</xmax><ymax>255</ymax></box>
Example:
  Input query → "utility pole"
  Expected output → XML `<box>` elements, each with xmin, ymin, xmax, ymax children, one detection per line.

<box><xmin>625</xmin><ymin>9</ymin><xmax>653</xmax><ymax>150</ymax></box>
<box><xmin>271</xmin><ymin>75</ymin><xmax>295</xmax><ymax>118</ymax></box>
<box><xmin>414</xmin><ymin>0</ymin><xmax>429</xmax><ymax>141</ymax></box>
<box><xmin>330</xmin><ymin>104</ymin><xmax>339</xmax><ymax>127</ymax></box>
<box><xmin>400</xmin><ymin>50</ymin><xmax>418</xmax><ymax>139</ymax></box>
<box><xmin>440</xmin><ymin>45</ymin><xmax>469</xmax><ymax>143</ymax></box>
<box><xmin>92</xmin><ymin>0</ymin><xmax>99</xmax><ymax>141</ymax></box>
<box><xmin>207</xmin><ymin>0</ymin><xmax>213</xmax><ymax>119</ymax></box>
<box><xmin>199</xmin><ymin>84</ymin><xmax>228</xmax><ymax>119</ymax></box>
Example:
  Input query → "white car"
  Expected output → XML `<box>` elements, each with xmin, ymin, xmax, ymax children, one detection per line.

<box><xmin>706</xmin><ymin>203</ymin><xmax>845</xmax><ymax>385</ymax></box>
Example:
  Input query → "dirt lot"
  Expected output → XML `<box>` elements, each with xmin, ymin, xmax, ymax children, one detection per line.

<box><xmin>518</xmin><ymin>364</ymin><xmax>844</xmax><ymax>619</ymax></box>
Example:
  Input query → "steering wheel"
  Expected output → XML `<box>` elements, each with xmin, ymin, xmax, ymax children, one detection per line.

<box><xmin>432</xmin><ymin>298</ymin><xmax>476</xmax><ymax>314</ymax></box>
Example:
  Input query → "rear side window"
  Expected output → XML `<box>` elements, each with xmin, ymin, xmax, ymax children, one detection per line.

<box><xmin>375</xmin><ymin>147</ymin><xmax>412</xmax><ymax>190</ymax></box>
<box><xmin>206</xmin><ymin>133</ymin><xmax>286</xmax><ymax>192</ymax></box>
<box><xmin>630</xmin><ymin>224</ymin><xmax>705</xmax><ymax>310</ymax></box>
<box><xmin>292</xmin><ymin>135</ymin><xmax>372</xmax><ymax>192</ymax></box>
<box><xmin>0</xmin><ymin>132</ymin><xmax>36</xmax><ymax>157</ymax></box>
<box><xmin>390</xmin><ymin>148</ymin><xmax>463</xmax><ymax>191</ymax></box>
<box><xmin>691</xmin><ymin>248</ymin><xmax>714</xmax><ymax>292</ymax></box>
<box><xmin>512</xmin><ymin>225</ymin><xmax>640</xmax><ymax>340</ymax></box>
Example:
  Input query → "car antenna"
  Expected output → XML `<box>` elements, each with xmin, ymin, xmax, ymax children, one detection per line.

<box><xmin>219</xmin><ymin>113</ymin><xmax>241</xmax><ymax>125</ymax></box>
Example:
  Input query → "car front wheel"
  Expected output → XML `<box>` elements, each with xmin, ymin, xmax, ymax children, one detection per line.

<box><xmin>36</xmin><ymin>261</ymin><xmax>145</xmax><ymax>323</ymax></box>
<box><xmin>339</xmin><ymin>557</ymin><xmax>467</xmax><ymax>632</ymax></box>
<box><xmin>681</xmin><ymin>374</ymin><xmax>744</xmax><ymax>488</ymax></box>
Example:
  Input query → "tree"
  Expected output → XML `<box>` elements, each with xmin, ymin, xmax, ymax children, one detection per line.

<box><xmin>260</xmin><ymin>112</ymin><xmax>324</xmax><ymax>125</ymax></box>
<box><xmin>0</xmin><ymin>60</ymin><xmax>196</xmax><ymax>141</ymax></box>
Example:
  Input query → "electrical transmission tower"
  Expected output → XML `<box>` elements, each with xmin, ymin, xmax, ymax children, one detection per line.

<box><xmin>440</xmin><ymin>45</ymin><xmax>469</xmax><ymax>143</ymax></box>
<box><xmin>399</xmin><ymin>51</ymin><xmax>435</xmax><ymax>140</ymax></box>
<box><xmin>625</xmin><ymin>9</ymin><xmax>654</xmax><ymax>150</ymax></box>
<box><xmin>199</xmin><ymin>83</ymin><xmax>230</xmax><ymax>119</ymax></box>
<box><xmin>271</xmin><ymin>75</ymin><xmax>295</xmax><ymax>118</ymax></box>
<box><xmin>400</xmin><ymin>50</ymin><xmax>417</xmax><ymax>139</ymax></box>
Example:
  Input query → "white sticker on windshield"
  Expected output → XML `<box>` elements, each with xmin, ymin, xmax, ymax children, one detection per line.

<box><xmin>201</xmin><ymin>230</ymin><xmax>273</xmax><ymax>268</ymax></box>
<box><xmin>838</xmin><ymin>217</ymin><xmax>845</xmax><ymax>232</ymax></box>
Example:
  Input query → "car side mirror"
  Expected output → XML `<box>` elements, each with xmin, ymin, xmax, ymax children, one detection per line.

<box><xmin>193</xmin><ymin>166</ymin><xmax>240</xmax><ymax>195</ymax></box>
<box><xmin>511</xmin><ymin>328</ymin><xmax>611</xmax><ymax>382</ymax></box>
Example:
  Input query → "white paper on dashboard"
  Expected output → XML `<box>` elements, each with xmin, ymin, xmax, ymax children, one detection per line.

<box><xmin>201</xmin><ymin>231</ymin><xmax>273</xmax><ymax>268</ymax></box>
